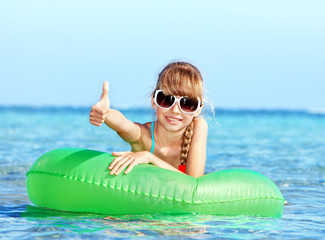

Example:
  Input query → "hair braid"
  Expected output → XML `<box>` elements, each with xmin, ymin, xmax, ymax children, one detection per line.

<box><xmin>180</xmin><ymin>120</ymin><xmax>194</xmax><ymax>165</ymax></box>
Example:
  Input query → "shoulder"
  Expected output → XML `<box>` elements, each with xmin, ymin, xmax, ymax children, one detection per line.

<box><xmin>139</xmin><ymin>122</ymin><xmax>152</xmax><ymax>132</ymax></box>
<box><xmin>129</xmin><ymin>122</ymin><xmax>152</xmax><ymax>148</ymax></box>
<box><xmin>193</xmin><ymin>117</ymin><xmax>208</xmax><ymax>131</ymax></box>
<box><xmin>132</xmin><ymin>122</ymin><xmax>152</xmax><ymax>138</ymax></box>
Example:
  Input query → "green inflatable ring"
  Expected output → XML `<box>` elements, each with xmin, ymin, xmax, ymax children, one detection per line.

<box><xmin>26</xmin><ymin>148</ymin><xmax>285</xmax><ymax>217</ymax></box>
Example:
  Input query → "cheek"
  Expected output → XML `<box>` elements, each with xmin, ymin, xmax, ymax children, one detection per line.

<box><xmin>183</xmin><ymin>115</ymin><xmax>194</xmax><ymax>124</ymax></box>
<box><xmin>155</xmin><ymin>107</ymin><xmax>167</xmax><ymax>120</ymax></box>
<box><xmin>155</xmin><ymin>107</ymin><xmax>162</xmax><ymax>115</ymax></box>
<box><xmin>156</xmin><ymin>107</ymin><xmax>170</xmax><ymax>115</ymax></box>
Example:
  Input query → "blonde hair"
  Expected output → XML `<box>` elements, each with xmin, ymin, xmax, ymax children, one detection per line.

<box><xmin>153</xmin><ymin>61</ymin><xmax>204</xmax><ymax>165</ymax></box>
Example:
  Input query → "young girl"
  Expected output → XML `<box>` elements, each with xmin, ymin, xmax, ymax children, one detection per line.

<box><xmin>89</xmin><ymin>62</ymin><xmax>208</xmax><ymax>178</ymax></box>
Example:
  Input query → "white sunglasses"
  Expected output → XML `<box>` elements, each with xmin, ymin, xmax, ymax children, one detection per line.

<box><xmin>153</xmin><ymin>90</ymin><xmax>202</xmax><ymax>114</ymax></box>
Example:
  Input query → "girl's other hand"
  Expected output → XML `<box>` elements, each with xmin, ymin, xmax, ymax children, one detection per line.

<box><xmin>109</xmin><ymin>151</ymin><xmax>151</xmax><ymax>175</ymax></box>
<box><xmin>89</xmin><ymin>81</ymin><xmax>110</xmax><ymax>126</ymax></box>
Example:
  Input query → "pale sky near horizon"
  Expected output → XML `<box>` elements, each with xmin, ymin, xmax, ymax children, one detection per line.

<box><xmin>0</xmin><ymin>0</ymin><xmax>324</xmax><ymax>110</ymax></box>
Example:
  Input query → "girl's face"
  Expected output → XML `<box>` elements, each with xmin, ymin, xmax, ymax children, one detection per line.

<box><xmin>152</xmin><ymin>95</ymin><xmax>200</xmax><ymax>132</ymax></box>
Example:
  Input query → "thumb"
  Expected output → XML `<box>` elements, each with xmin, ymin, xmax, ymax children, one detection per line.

<box><xmin>100</xmin><ymin>81</ymin><xmax>109</xmax><ymax>101</ymax></box>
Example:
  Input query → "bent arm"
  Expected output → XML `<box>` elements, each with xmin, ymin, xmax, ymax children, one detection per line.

<box><xmin>185</xmin><ymin>117</ymin><xmax>208</xmax><ymax>178</ymax></box>
<box><xmin>104</xmin><ymin>109</ymin><xmax>141</xmax><ymax>144</ymax></box>
<box><xmin>110</xmin><ymin>151</ymin><xmax>185</xmax><ymax>175</ymax></box>
<box><xmin>89</xmin><ymin>81</ymin><xmax>141</xmax><ymax>144</ymax></box>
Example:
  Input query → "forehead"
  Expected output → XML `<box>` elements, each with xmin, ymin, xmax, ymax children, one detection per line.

<box><xmin>160</xmin><ymin>85</ymin><xmax>200</xmax><ymax>99</ymax></box>
<box><xmin>156</xmin><ymin>70</ymin><xmax>203</xmax><ymax>99</ymax></box>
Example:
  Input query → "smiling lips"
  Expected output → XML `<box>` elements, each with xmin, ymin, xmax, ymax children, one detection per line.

<box><xmin>166</xmin><ymin>116</ymin><xmax>182</xmax><ymax>124</ymax></box>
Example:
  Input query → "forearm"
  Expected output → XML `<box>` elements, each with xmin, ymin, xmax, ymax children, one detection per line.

<box><xmin>104</xmin><ymin>109</ymin><xmax>131</xmax><ymax>133</ymax></box>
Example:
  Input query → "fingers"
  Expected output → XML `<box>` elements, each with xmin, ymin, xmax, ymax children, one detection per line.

<box><xmin>91</xmin><ymin>104</ymin><xmax>109</xmax><ymax>115</ymax></box>
<box><xmin>108</xmin><ymin>151</ymin><xmax>147</xmax><ymax>175</ymax></box>
<box><xmin>89</xmin><ymin>119</ymin><xmax>103</xmax><ymax>126</ymax></box>
<box><xmin>89</xmin><ymin>103</ymin><xmax>109</xmax><ymax>126</ymax></box>
<box><xmin>89</xmin><ymin>111</ymin><xmax>106</xmax><ymax>126</ymax></box>
<box><xmin>89</xmin><ymin>111</ymin><xmax>104</xmax><ymax>121</ymax></box>
<box><xmin>113</xmin><ymin>158</ymin><xmax>133</xmax><ymax>175</ymax></box>
<box><xmin>124</xmin><ymin>161</ymin><xmax>137</xmax><ymax>174</ymax></box>
<box><xmin>109</xmin><ymin>153</ymin><xmax>130</xmax><ymax>169</ymax></box>
<box><xmin>89</xmin><ymin>116</ymin><xmax>104</xmax><ymax>126</ymax></box>
<box><xmin>89</xmin><ymin>82</ymin><xmax>110</xmax><ymax>127</ymax></box>
<box><xmin>100</xmin><ymin>81</ymin><xmax>109</xmax><ymax>101</ymax></box>
<box><xmin>109</xmin><ymin>155</ymin><xmax>133</xmax><ymax>175</ymax></box>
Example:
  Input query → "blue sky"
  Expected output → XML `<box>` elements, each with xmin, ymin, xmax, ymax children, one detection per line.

<box><xmin>0</xmin><ymin>0</ymin><xmax>324</xmax><ymax>110</ymax></box>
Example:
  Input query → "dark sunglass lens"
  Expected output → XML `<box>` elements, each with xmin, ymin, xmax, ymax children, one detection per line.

<box><xmin>180</xmin><ymin>97</ymin><xmax>199</xmax><ymax>112</ymax></box>
<box><xmin>157</xmin><ymin>92</ymin><xmax>174</xmax><ymax>108</ymax></box>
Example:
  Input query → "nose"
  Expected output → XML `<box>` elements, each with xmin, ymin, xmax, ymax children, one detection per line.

<box><xmin>170</xmin><ymin>101</ymin><xmax>181</xmax><ymax>114</ymax></box>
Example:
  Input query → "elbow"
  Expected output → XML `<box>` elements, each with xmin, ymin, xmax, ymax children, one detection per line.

<box><xmin>187</xmin><ymin>172</ymin><xmax>204</xmax><ymax>178</ymax></box>
<box><xmin>194</xmin><ymin>174</ymin><xmax>203</xmax><ymax>178</ymax></box>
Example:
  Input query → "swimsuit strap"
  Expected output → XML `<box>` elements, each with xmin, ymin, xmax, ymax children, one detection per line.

<box><xmin>150</xmin><ymin>121</ymin><xmax>155</xmax><ymax>154</ymax></box>
<box><xmin>150</xmin><ymin>121</ymin><xmax>186</xmax><ymax>173</ymax></box>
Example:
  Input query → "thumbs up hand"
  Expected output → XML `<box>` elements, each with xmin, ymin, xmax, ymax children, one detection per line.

<box><xmin>90</xmin><ymin>81</ymin><xmax>110</xmax><ymax>126</ymax></box>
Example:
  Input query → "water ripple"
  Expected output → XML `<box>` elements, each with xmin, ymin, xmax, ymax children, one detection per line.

<box><xmin>1</xmin><ymin>107</ymin><xmax>325</xmax><ymax>239</ymax></box>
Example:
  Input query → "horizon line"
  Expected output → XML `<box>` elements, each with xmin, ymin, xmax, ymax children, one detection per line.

<box><xmin>1</xmin><ymin>104</ymin><xmax>324</xmax><ymax>114</ymax></box>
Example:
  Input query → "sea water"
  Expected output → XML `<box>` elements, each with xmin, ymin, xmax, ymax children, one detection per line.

<box><xmin>0</xmin><ymin>106</ymin><xmax>324</xmax><ymax>239</ymax></box>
